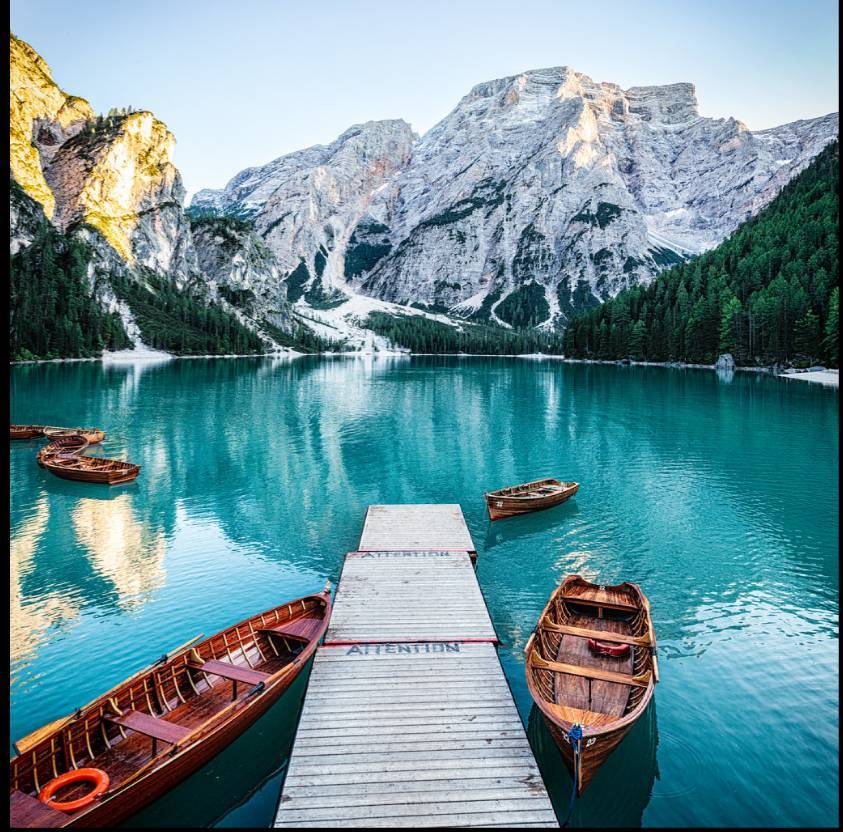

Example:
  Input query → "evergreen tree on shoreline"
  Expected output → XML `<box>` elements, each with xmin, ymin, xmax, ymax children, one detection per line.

<box><xmin>563</xmin><ymin>141</ymin><xmax>839</xmax><ymax>367</ymax></box>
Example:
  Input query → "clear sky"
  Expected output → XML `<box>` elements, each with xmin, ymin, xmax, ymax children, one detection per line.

<box><xmin>11</xmin><ymin>0</ymin><xmax>839</xmax><ymax>200</ymax></box>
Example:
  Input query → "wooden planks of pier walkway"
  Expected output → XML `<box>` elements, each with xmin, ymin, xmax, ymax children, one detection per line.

<box><xmin>274</xmin><ymin>504</ymin><xmax>557</xmax><ymax>828</ymax></box>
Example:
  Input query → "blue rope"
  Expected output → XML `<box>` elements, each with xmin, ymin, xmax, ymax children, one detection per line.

<box><xmin>561</xmin><ymin>723</ymin><xmax>583</xmax><ymax>828</ymax></box>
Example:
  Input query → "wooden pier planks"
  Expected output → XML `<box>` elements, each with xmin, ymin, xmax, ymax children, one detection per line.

<box><xmin>274</xmin><ymin>643</ymin><xmax>557</xmax><ymax>828</ymax></box>
<box><xmin>274</xmin><ymin>504</ymin><xmax>557</xmax><ymax>828</ymax></box>
<box><xmin>325</xmin><ymin>551</ymin><xmax>497</xmax><ymax>644</ymax></box>
<box><xmin>358</xmin><ymin>504</ymin><xmax>476</xmax><ymax>555</ymax></box>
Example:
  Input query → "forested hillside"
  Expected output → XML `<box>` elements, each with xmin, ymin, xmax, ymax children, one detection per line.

<box><xmin>563</xmin><ymin>141</ymin><xmax>839</xmax><ymax>367</ymax></box>
<box><xmin>365</xmin><ymin>312</ymin><xmax>565</xmax><ymax>354</ymax></box>
<box><xmin>10</xmin><ymin>181</ymin><xmax>132</xmax><ymax>360</ymax></box>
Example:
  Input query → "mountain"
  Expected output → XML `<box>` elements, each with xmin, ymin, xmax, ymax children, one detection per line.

<box><xmin>194</xmin><ymin>67</ymin><xmax>837</xmax><ymax>332</ymax></box>
<box><xmin>562</xmin><ymin>141</ymin><xmax>839</xmax><ymax>367</ymax></box>
<box><xmin>10</xmin><ymin>34</ymin><xmax>838</xmax><ymax>359</ymax></box>
<box><xmin>9</xmin><ymin>34</ymin><xmax>299</xmax><ymax>360</ymax></box>
<box><xmin>192</xmin><ymin>120</ymin><xmax>415</xmax><ymax>312</ymax></box>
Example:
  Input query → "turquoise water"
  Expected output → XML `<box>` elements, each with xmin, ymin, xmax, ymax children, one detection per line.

<box><xmin>10</xmin><ymin>357</ymin><xmax>839</xmax><ymax>828</ymax></box>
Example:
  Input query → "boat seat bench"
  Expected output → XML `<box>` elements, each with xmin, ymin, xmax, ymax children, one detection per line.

<box><xmin>540</xmin><ymin>621</ymin><xmax>651</xmax><ymax>646</ymax></box>
<box><xmin>105</xmin><ymin>709</ymin><xmax>190</xmax><ymax>744</ymax></box>
<box><xmin>559</xmin><ymin>594</ymin><xmax>639</xmax><ymax>613</ymax></box>
<box><xmin>188</xmin><ymin>658</ymin><xmax>270</xmax><ymax>700</ymax></box>
<box><xmin>531</xmin><ymin>656</ymin><xmax>651</xmax><ymax>688</ymax></box>
<box><xmin>258</xmin><ymin>614</ymin><xmax>323</xmax><ymax>643</ymax></box>
<box><xmin>188</xmin><ymin>659</ymin><xmax>270</xmax><ymax>686</ymax></box>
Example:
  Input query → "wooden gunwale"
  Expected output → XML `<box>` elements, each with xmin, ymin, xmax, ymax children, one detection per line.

<box><xmin>10</xmin><ymin>587</ymin><xmax>332</xmax><ymax>828</ymax></box>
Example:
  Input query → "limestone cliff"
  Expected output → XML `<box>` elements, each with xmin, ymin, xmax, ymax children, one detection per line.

<box><xmin>10</xmin><ymin>33</ymin><xmax>294</xmax><ymax>355</ymax></box>
<box><xmin>10</xmin><ymin>34</ymin><xmax>93</xmax><ymax>219</ymax></box>
<box><xmin>188</xmin><ymin>214</ymin><xmax>291</xmax><ymax>333</ymax></box>
<box><xmin>193</xmin><ymin>120</ymin><xmax>416</xmax><ymax>304</ymax></box>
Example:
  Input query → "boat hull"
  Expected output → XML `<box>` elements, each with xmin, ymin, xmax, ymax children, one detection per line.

<box><xmin>525</xmin><ymin>575</ymin><xmax>658</xmax><ymax>795</ymax></box>
<box><xmin>64</xmin><ymin>672</ymin><xmax>297</xmax><ymax>827</ymax></box>
<box><xmin>10</xmin><ymin>426</ymin><xmax>45</xmax><ymax>440</ymax></box>
<box><xmin>543</xmin><ymin>713</ymin><xmax>635</xmax><ymax>794</ymax></box>
<box><xmin>44</xmin><ymin>462</ymin><xmax>141</xmax><ymax>485</ymax></box>
<box><xmin>486</xmin><ymin>483</ymin><xmax>579</xmax><ymax>521</ymax></box>
<box><xmin>43</xmin><ymin>428</ymin><xmax>105</xmax><ymax>444</ymax></box>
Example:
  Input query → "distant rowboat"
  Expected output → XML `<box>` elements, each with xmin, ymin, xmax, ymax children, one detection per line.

<box><xmin>43</xmin><ymin>427</ymin><xmax>105</xmax><ymax>444</ymax></box>
<box><xmin>484</xmin><ymin>477</ymin><xmax>579</xmax><ymax>521</ymax></box>
<box><xmin>41</xmin><ymin>453</ymin><xmax>140</xmax><ymax>485</ymax></box>
<box><xmin>10</xmin><ymin>425</ymin><xmax>45</xmax><ymax>440</ymax></box>
<box><xmin>37</xmin><ymin>435</ymin><xmax>90</xmax><ymax>467</ymax></box>
<box><xmin>525</xmin><ymin>575</ymin><xmax>658</xmax><ymax>794</ymax></box>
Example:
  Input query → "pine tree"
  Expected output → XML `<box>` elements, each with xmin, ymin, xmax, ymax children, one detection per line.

<box><xmin>824</xmin><ymin>287</ymin><xmax>839</xmax><ymax>366</ymax></box>
<box><xmin>794</xmin><ymin>310</ymin><xmax>821</xmax><ymax>362</ymax></box>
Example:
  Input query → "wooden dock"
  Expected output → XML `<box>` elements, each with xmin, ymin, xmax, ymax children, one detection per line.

<box><xmin>274</xmin><ymin>505</ymin><xmax>558</xmax><ymax>828</ymax></box>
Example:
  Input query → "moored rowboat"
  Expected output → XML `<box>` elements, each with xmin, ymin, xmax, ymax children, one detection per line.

<box><xmin>10</xmin><ymin>425</ymin><xmax>45</xmax><ymax>440</ymax></box>
<box><xmin>485</xmin><ymin>477</ymin><xmax>579</xmax><ymax>521</ymax></box>
<box><xmin>10</xmin><ymin>586</ymin><xmax>332</xmax><ymax>828</ymax></box>
<box><xmin>36</xmin><ymin>435</ymin><xmax>90</xmax><ymax>468</ymax></box>
<box><xmin>525</xmin><ymin>575</ymin><xmax>658</xmax><ymax>795</ymax></box>
<box><xmin>40</xmin><ymin>453</ymin><xmax>141</xmax><ymax>485</ymax></box>
<box><xmin>43</xmin><ymin>427</ymin><xmax>105</xmax><ymax>444</ymax></box>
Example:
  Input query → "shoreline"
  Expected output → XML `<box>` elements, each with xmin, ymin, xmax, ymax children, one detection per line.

<box><xmin>9</xmin><ymin>352</ymin><xmax>839</xmax><ymax>386</ymax></box>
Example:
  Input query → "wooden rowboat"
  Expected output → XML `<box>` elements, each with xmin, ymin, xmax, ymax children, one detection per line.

<box><xmin>37</xmin><ymin>436</ymin><xmax>90</xmax><ymax>468</ymax></box>
<box><xmin>43</xmin><ymin>427</ymin><xmax>105</xmax><ymax>444</ymax></box>
<box><xmin>525</xmin><ymin>575</ymin><xmax>658</xmax><ymax>795</ymax></box>
<box><xmin>485</xmin><ymin>477</ymin><xmax>579</xmax><ymax>521</ymax></box>
<box><xmin>10</xmin><ymin>586</ymin><xmax>332</xmax><ymax>828</ymax></box>
<box><xmin>40</xmin><ymin>453</ymin><xmax>140</xmax><ymax>485</ymax></box>
<box><xmin>10</xmin><ymin>425</ymin><xmax>45</xmax><ymax>440</ymax></box>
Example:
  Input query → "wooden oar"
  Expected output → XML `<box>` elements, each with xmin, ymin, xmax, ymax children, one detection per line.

<box><xmin>13</xmin><ymin>635</ymin><xmax>204</xmax><ymax>755</ymax></box>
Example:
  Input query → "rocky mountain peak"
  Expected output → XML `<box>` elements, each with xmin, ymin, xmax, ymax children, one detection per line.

<box><xmin>625</xmin><ymin>81</ymin><xmax>698</xmax><ymax>123</ymax></box>
<box><xmin>10</xmin><ymin>34</ymin><xmax>193</xmax><ymax>275</ymax></box>
<box><xmin>198</xmin><ymin>62</ymin><xmax>835</xmax><ymax>332</ymax></box>
<box><xmin>10</xmin><ymin>33</ymin><xmax>94</xmax><ymax>218</ymax></box>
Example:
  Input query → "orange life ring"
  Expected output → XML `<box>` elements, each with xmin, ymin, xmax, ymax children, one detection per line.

<box><xmin>38</xmin><ymin>768</ymin><xmax>110</xmax><ymax>813</ymax></box>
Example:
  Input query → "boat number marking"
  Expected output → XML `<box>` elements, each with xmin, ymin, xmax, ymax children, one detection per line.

<box><xmin>496</xmin><ymin>501</ymin><xmax>503</xmax><ymax>507</ymax></box>
<box><xmin>586</xmin><ymin>737</ymin><xmax>596</xmax><ymax>747</ymax></box>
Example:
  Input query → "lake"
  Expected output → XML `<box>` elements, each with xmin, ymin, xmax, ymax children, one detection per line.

<box><xmin>9</xmin><ymin>356</ymin><xmax>839</xmax><ymax>827</ymax></box>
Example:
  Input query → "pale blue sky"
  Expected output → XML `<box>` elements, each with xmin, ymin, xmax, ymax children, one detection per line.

<box><xmin>11</xmin><ymin>0</ymin><xmax>839</xmax><ymax>199</ymax></box>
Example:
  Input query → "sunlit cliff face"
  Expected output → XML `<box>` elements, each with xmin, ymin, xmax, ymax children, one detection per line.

<box><xmin>9</xmin><ymin>34</ymin><xmax>93</xmax><ymax>219</ymax></box>
<box><xmin>10</xmin><ymin>34</ymin><xmax>185</xmax><ymax>267</ymax></box>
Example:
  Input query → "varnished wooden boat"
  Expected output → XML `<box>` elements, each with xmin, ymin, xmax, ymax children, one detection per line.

<box><xmin>43</xmin><ymin>427</ymin><xmax>105</xmax><ymax>444</ymax></box>
<box><xmin>525</xmin><ymin>575</ymin><xmax>658</xmax><ymax>794</ymax></box>
<box><xmin>37</xmin><ymin>436</ymin><xmax>90</xmax><ymax>468</ymax></box>
<box><xmin>41</xmin><ymin>454</ymin><xmax>140</xmax><ymax>485</ymax></box>
<box><xmin>485</xmin><ymin>477</ymin><xmax>579</xmax><ymax>521</ymax></box>
<box><xmin>10</xmin><ymin>425</ymin><xmax>45</xmax><ymax>440</ymax></box>
<box><xmin>10</xmin><ymin>587</ymin><xmax>332</xmax><ymax>828</ymax></box>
